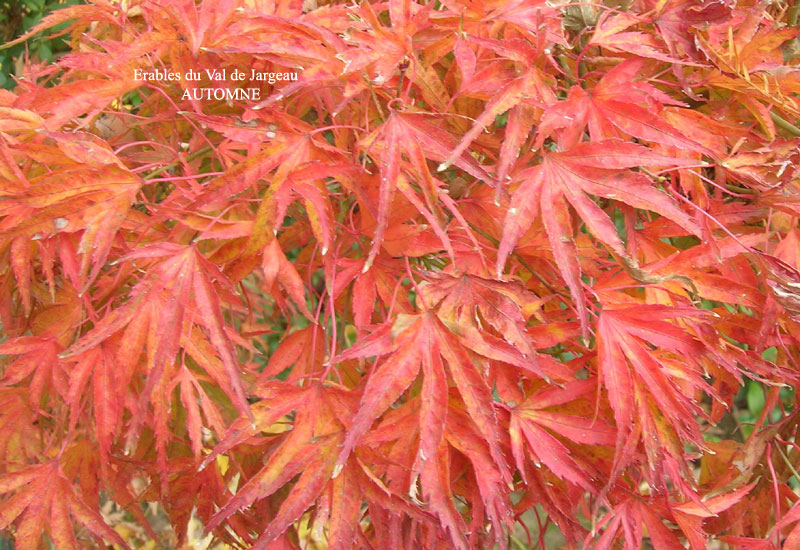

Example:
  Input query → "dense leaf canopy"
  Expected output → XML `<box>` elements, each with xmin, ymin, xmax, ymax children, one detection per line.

<box><xmin>1</xmin><ymin>0</ymin><xmax>800</xmax><ymax>548</ymax></box>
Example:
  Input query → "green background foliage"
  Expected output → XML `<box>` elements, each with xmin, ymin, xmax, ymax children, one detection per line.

<box><xmin>0</xmin><ymin>0</ymin><xmax>81</xmax><ymax>89</ymax></box>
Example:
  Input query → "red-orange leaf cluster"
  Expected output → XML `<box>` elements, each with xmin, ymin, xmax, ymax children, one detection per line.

<box><xmin>1</xmin><ymin>0</ymin><xmax>800</xmax><ymax>548</ymax></box>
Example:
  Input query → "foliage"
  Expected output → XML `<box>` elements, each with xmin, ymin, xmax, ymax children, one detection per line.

<box><xmin>0</xmin><ymin>0</ymin><xmax>83</xmax><ymax>89</ymax></box>
<box><xmin>2</xmin><ymin>0</ymin><xmax>800</xmax><ymax>548</ymax></box>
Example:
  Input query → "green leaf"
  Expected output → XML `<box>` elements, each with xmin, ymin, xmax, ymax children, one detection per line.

<box><xmin>24</xmin><ymin>0</ymin><xmax>46</xmax><ymax>11</ymax></box>
<box><xmin>746</xmin><ymin>380</ymin><xmax>765</xmax><ymax>417</ymax></box>
<box><xmin>36</xmin><ymin>42</ymin><xmax>52</xmax><ymax>62</ymax></box>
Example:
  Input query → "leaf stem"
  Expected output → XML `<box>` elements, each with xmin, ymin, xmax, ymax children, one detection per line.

<box><xmin>789</xmin><ymin>1</ymin><xmax>800</xmax><ymax>26</ymax></box>
<box><xmin>142</xmin><ymin>145</ymin><xmax>213</xmax><ymax>180</ymax></box>
<box><xmin>770</xmin><ymin>110</ymin><xmax>800</xmax><ymax>137</ymax></box>
<box><xmin>365</xmin><ymin>76</ymin><xmax>387</xmax><ymax>122</ymax></box>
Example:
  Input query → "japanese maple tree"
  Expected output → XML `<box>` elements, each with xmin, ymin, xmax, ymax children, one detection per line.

<box><xmin>2</xmin><ymin>0</ymin><xmax>800</xmax><ymax>548</ymax></box>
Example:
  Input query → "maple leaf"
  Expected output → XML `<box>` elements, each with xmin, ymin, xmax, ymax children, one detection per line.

<box><xmin>0</xmin><ymin>389</ymin><xmax>39</xmax><ymax>465</ymax></box>
<box><xmin>593</xmin><ymin>497</ymin><xmax>685</xmax><ymax>550</ymax></box>
<box><xmin>17</xmin><ymin>79</ymin><xmax>140</xmax><ymax>130</ymax></box>
<box><xmin>206</xmin><ymin>383</ymin><xmax>343</xmax><ymax>549</ymax></box>
<box><xmin>357</xmin><ymin>111</ymin><xmax>491</xmax><ymax>271</ymax></box>
<box><xmin>438</xmin><ymin>67</ymin><xmax>555</xmax><ymax>173</ymax></box>
<box><xmin>262</xmin><ymin>239</ymin><xmax>315</xmax><ymax>320</ymax></box>
<box><xmin>332</xmin><ymin>0</ymin><xmax>414</xmax><ymax>85</ymax></box>
<box><xmin>418</xmin><ymin>271</ymin><xmax>568</xmax><ymax>380</ymax></box>
<box><xmin>535</xmin><ymin>59</ymin><xmax>706</xmax><ymax>152</ymax></box>
<box><xmin>0</xmin><ymin>107</ymin><xmax>44</xmax><ymax>132</ymax></box>
<box><xmin>56</xmin><ymin>244</ymin><xmax>253</xmax><ymax>479</ymax></box>
<box><xmin>672</xmin><ymin>484</ymin><xmax>755</xmax><ymax>550</ymax></box>
<box><xmin>0</xmin><ymin>4</ymin><xmax>114</xmax><ymax>53</ymax></box>
<box><xmin>63</xmin><ymin>345</ymin><xmax>119</xmax><ymax>480</ymax></box>
<box><xmin>0</xmin><ymin>155</ymin><xmax>140</xmax><ymax>291</ymax></box>
<box><xmin>445</xmin><ymin>405</ymin><xmax>514</xmax><ymax>549</ymax></box>
<box><xmin>510</xmin><ymin>379</ymin><xmax>614</xmax><ymax>492</ymax></box>
<box><xmin>0</xmin><ymin>336</ymin><xmax>62</xmax><ymax>409</ymax></box>
<box><xmin>498</xmin><ymin>140</ymin><xmax>701</xmax><ymax>338</ymax></box>
<box><xmin>589</xmin><ymin>13</ymin><xmax>688</xmax><ymax>64</ymax></box>
<box><xmin>650</xmin><ymin>0</ymin><xmax>733</xmax><ymax>58</ymax></box>
<box><xmin>252</xmin><ymin>324</ymin><xmax>326</xmax><ymax>384</ymax></box>
<box><xmin>0</xmin><ymin>461</ymin><xmax>130</xmax><ymax>550</ymax></box>
<box><xmin>329</xmin><ymin>312</ymin><xmax>512</xmax><ymax>545</ymax></box>
<box><xmin>490</xmin><ymin>0</ymin><xmax>569</xmax><ymax>47</ymax></box>
<box><xmin>496</xmin><ymin>103</ymin><xmax>538</xmax><ymax>188</ymax></box>
<box><xmin>597</xmin><ymin>303</ymin><xmax>717</xmax><ymax>481</ymax></box>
